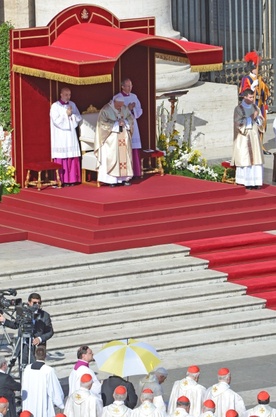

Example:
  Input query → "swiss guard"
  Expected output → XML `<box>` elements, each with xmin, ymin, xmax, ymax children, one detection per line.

<box><xmin>239</xmin><ymin>51</ymin><xmax>271</xmax><ymax>155</ymax></box>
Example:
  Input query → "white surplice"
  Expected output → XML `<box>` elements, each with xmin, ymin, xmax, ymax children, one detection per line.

<box><xmin>64</xmin><ymin>387</ymin><xmax>102</xmax><ymax>417</ymax></box>
<box><xmin>168</xmin><ymin>377</ymin><xmax>206</xmax><ymax>417</ymax></box>
<box><xmin>50</xmin><ymin>100</ymin><xmax>82</xmax><ymax>159</ymax></box>
<box><xmin>102</xmin><ymin>400</ymin><xmax>132</xmax><ymax>417</ymax></box>
<box><xmin>68</xmin><ymin>363</ymin><xmax>101</xmax><ymax>398</ymax></box>
<box><xmin>204</xmin><ymin>382</ymin><xmax>246</xmax><ymax>417</ymax></box>
<box><xmin>131</xmin><ymin>401</ymin><xmax>166</xmax><ymax>417</ymax></box>
<box><xmin>122</xmin><ymin>92</ymin><xmax>143</xmax><ymax>149</ymax></box>
<box><xmin>21</xmin><ymin>361</ymin><xmax>64</xmax><ymax>417</ymax></box>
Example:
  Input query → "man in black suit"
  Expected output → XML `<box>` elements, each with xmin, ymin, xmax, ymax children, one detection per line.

<box><xmin>0</xmin><ymin>292</ymin><xmax>54</xmax><ymax>364</ymax></box>
<box><xmin>101</xmin><ymin>375</ymin><xmax>138</xmax><ymax>409</ymax></box>
<box><xmin>0</xmin><ymin>356</ymin><xmax>21</xmax><ymax>417</ymax></box>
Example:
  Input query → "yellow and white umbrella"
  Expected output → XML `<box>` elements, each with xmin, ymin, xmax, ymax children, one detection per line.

<box><xmin>94</xmin><ymin>338</ymin><xmax>161</xmax><ymax>378</ymax></box>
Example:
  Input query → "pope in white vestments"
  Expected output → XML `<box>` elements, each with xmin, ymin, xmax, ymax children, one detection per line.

<box><xmin>204</xmin><ymin>368</ymin><xmax>246</xmax><ymax>417</ymax></box>
<box><xmin>94</xmin><ymin>93</ymin><xmax>134</xmax><ymax>186</ymax></box>
<box><xmin>21</xmin><ymin>360</ymin><xmax>64</xmax><ymax>417</ymax></box>
<box><xmin>139</xmin><ymin>371</ymin><xmax>167</xmax><ymax>413</ymax></box>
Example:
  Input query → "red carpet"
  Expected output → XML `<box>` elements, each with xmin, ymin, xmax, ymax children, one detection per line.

<box><xmin>1</xmin><ymin>175</ymin><xmax>276</xmax><ymax>255</ymax></box>
<box><xmin>179</xmin><ymin>231</ymin><xmax>276</xmax><ymax>310</ymax></box>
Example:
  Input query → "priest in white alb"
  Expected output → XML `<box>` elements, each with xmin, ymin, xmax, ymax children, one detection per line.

<box><xmin>21</xmin><ymin>346</ymin><xmax>64</xmax><ymax>417</ymax></box>
<box><xmin>120</xmin><ymin>78</ymin><xmax>143</xmax><ymax>177</ymax></box>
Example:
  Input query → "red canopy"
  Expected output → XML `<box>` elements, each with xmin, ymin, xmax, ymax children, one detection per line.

<box><xmin>10</xmin><ymin>4</ymin><xmax>224</xmax><ymax>186</ymax></box>
<box><xmin>12</xmin><ymin>22</ymin><xmax>223</xmax><ymax>85</ymax></box>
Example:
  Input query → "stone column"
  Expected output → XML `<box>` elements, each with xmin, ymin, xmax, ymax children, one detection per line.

<box><xmin>4</xmin><ymin>0</ymin><xmax>35</xmax><ymax>27</ymax></box>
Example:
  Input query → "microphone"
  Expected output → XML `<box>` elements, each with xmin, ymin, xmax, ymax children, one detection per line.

<box><xmin>119</xmin><ymin>116</ymin><xmax>123</xmax><ymax>132</ymax></box>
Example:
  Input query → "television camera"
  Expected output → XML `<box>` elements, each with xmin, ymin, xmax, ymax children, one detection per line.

<box><xmin>0</xmin><ymin>289</ymin><xmax>40</xmax><ymax>377</ymax></box>
<box><xmin>0</xmin><ymin>288</ymin><xmax>40</xmax><ymax>330</ymax></box>
<box><xmin>0</xmin><ymin>288</ymin><xmax>21</xmax><ymax>310</ymax></box>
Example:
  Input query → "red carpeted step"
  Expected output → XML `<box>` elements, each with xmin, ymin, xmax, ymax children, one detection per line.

<box><xmin>3</xmin><ymin>176</ymin><xmax>248</xmax><ymax>214</ymax></box>
<box><xmin>2</xmin><ymin>200</ymin><xmax>276</xmax><ymax>242</ymax></box>
<box><xmin>231</xmin><ymin>276</ymin><xmax>276</xmax><ymax>293</ymax></box>
<box><xmin>2</xmin><ymin>183</ymin><xmax>268</xmax><ymax>216</ymax></box>
<box><xmin>215</xmin><ymin>260</ymin><xmax>276</xmax><ymax>280</ymax></box>
<box><xmin>3</xmin><ymin>190</ymin><xmax>276</xmax><ymax>228</ymax></box>
<box><xmin>1</xmin><ymin>177</ymin><xmax>276</xmax><ymax>254</ymax></box>
<box><xmin>0</xmin><ymin>225</ymin><xmax>27</xmax><ymax>243</ymax></box>
<box><xmin>179</xmin><ymin>231</ymin><xmax>276</xmax><ymax>254</ymax></box>
<box><xmin>251</xmin><ymin>292</ymin><xmax>276</xmax><ymax>308</ymax></box>
<box><xmin>193</xmin><ymin>244</ymin><xmax>276</xmax><ymax>267</ymax></box>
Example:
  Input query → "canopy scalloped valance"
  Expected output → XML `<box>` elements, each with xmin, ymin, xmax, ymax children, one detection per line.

<box><xmin>12</xmin><ymin>22</ymin><xmax>223</xmax><ymax>84</ymax></box>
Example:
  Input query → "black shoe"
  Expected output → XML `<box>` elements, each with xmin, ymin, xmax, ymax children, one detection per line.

<box><xmin>123</xmin><ymin>181</ymin><xmax>131</xmax><ymax>186</ymax></box>
<box><xmin>263</xmin><ymin>150</ymin><xmax>272</xmax><ymax>155</ymax></box>
<box><xmin>245</xmin><ymin>186</ymin><xmax>253</xmax><ymax>190</ymax></box>
<box><xmin>109</xmin><ymin>184</ymin><xmax>118</xmax><ymax>188</ymax></box>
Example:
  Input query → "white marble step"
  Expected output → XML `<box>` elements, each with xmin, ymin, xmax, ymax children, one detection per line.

<box><xmin>13</xmin><ymin>280</ymin><xmax>244</xmax><ymax>323</ymax></box>
<box><xmin>2</xmin><ymin>254</ymin><xmax>208</xmax><ymax>296</ymax></box>
<box><xmin>1</xmin><ymin>244</ymin><xmax>189</xmax><ymax>279</ymax></box>
<box><xmin>42</xmin><ymin>305</ymin><xmax>276</xmax><ymax>375</ymax></box>
<box><xmin>40</xmin><ymin>269</ymin><xmax>226</xmax><ymax>313</ymax></box>
<box><xmin>52</xmin><ymin>293</ymin><xmax>266</xmax><ymax>335</ymax></box>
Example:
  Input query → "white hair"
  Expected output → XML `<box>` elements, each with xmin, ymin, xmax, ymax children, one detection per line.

<box><xmin>140</xmin><ymin>392</ymin><xmax>154</xmax><ymax>402</ymax></box>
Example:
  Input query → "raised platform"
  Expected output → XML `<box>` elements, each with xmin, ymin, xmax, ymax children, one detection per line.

<box><xmin>1</xmin><ymin>175</ymin><xmax>276</xmax><ymax>253</ymax></box>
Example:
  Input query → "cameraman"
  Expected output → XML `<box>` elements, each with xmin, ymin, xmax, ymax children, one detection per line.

<box><xmin>0</xmin><ymin>293</ymin><xmax>53</xmax><ymax>363</ymax></box>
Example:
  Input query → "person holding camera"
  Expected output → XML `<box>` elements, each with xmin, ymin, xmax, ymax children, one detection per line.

<box><xmin>0</xmin><ymin>292</ymin><xmax>53</xmax><ymax>364</ymax></box>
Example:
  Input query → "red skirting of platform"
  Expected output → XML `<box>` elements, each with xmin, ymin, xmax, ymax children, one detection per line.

<box><xmin>1</xmin><ymin>175</ymin><xmax>276</xmax><ymax>255</ymax></box>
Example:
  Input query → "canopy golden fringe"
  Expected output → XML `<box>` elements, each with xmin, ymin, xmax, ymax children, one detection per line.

<box><xmin>155</xmin><ymin>53</ymin><xmax>223</xmax><ymax>72</ymax></box>
<box><xmin>156</xmin><ymin>52</ymin><xmax>190</xmax><ymax>65</ymax></box>
<box><xmin>191</xmin><ymin>63</ymin><xmax>223</xmax><ymax>72</ymax></box>
<box><xmin>12</xmin><ymin>65</ymin><xmax>111</xmax><ymax>85</ymax></box>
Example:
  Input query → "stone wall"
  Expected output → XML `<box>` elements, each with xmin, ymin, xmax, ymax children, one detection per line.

<box><xmin>3</xmin><ymin>0</ymin><xmax>35</xmax><ymax>27</ymax></box>
<box><xmin>34</xmin><ymin>0</ymin><xmax>179</xmax><ymax>37</ymax></box>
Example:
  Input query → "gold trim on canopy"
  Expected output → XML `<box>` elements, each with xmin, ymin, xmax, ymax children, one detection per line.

<box><xmin>191</xmin><ymin>63</ymin><xmax>223</xmax><ymax>72</ymax></box>
<box><xmin>155</xmin><ymin>52</ymin><xmax>190</xmax><ymax>64</ymax></box>
<box><xmin>12</xmin><ymin>65</ymin><xmax>111</xmax><ymax>85</ymax></box>
<box><xmin>155</xmin><ymin>53</ymin><xmax>223</xmax><ymax>72</ymax></box>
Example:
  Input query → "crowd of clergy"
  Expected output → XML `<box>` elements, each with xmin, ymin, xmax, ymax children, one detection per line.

<box><xmin>1</xmin><ymin>346</ymin><xmax>275</xmax><ymax>417</ymax></box>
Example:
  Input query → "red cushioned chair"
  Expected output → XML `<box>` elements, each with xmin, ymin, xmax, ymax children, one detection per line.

<box><xmin>140</xmin><ymin>150</ymin><xmax>164</xmax><ymax>178</ymax></box>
